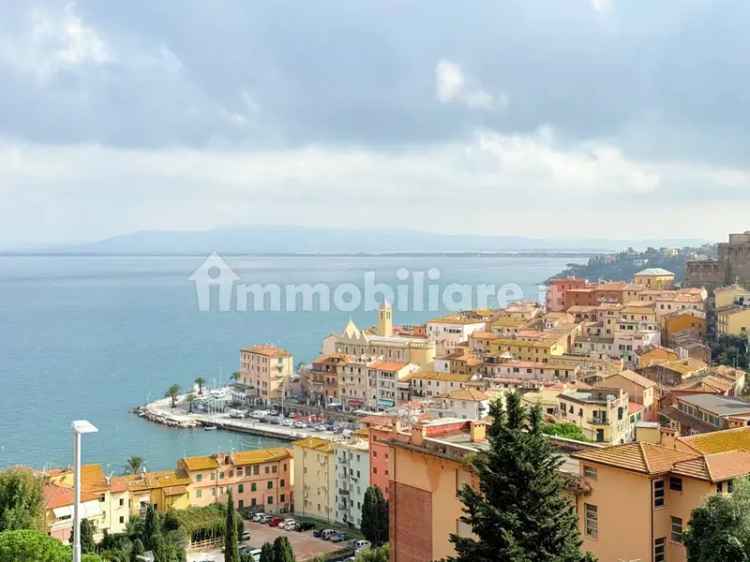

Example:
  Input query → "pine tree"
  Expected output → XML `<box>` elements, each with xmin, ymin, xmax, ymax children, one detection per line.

<box><xmin>130</xmin><ymin>538</ymin><xmax>145</xmax><ymax>562</ymax></box>
<box><xmin>272</xmin><ymin>536</ymin><xmax>295</xmax><ymax>562</ymax></box>
<box><xmin>258</xmin><ymin>542</ymin><xmax>274</xmax><ymax>562</ymax></box>
<box><xmin>361</xmin><ymin>486</ymin><xmax>388</xmax><ymax>546</ymax></box>
<box><xmin>445</xmin><ymin>392</ymin><xmax>595</xmax><ymax>562</ymax></box>
<box><xmin>224</xmin><ymin>491</ymin><xmax>240</xmax><ymax>562</ymax></box>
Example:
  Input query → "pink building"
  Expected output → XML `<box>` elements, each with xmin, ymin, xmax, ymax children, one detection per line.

<box><xmin>546</xmin><ymin>277</ymin><xmax>587</xmax><ymax>312</ymax></box>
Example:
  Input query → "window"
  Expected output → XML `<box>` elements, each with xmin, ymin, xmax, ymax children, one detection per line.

<box><xmin>728</xmin><ymin>479</ymin><xmax>736</xmax><ymax>493</ymax></box>
<box><xmin>280</xmin><ymin>479</ymin><xmax>285</xmax><ymax>488</ymax></box>
<box><xmin>219</xmin><ymin>471</ymin><xmax>225</xmax><ymax>479</ymax></box>
<box><xmin>196</xmin><ymin>490</ymin><xmax>202</xmax><ymax>498</ymax></box>
<box><xmin>251</xmin><ymin>498</ymin><xmax>256</xmax><ymax>507</ymax></box>
<box><xmin>267</xmin><ymin>481</ymin><xmax>273</xmax><ymax>489</ymax></box>
<box><xmin>119</xmin><ymin>498</ymin><xmax>124</xmax><ymax>506</ymax></box>
<box><xmin>717</xmin><ymin>482</ymin><xmax>724</xmax><ymax>494</ymax></box>
<box><xmin>236</xmin><ymin>467</ymin><xmax>244</xmax><ymax>476</ymax></box>
<box><xmin>653</xmin><ymin>479</ymin><xmax>665</xmax><ymax>508</ymax></box>
<box><xmin>280</xmin><ymin>494</ymin><xmax>285</xmax><ymax>503</ymax></box>
<box><xmin>251</xmin><ymin>483</ymin><xmax>257</xmax><ymax>492</ymax></box>
<box><xmin>669</xmin><ymin>476</ymin><xmax>683</xmax><ymax>492</ymax></box>
<box><xmin>267</xmin><ymin>496</ymin><xmax>273</xmax><ymax>505</ymax></box>
<box><xmin>671</xmin><ymin>516</ymin><xmax>683</xmax><ymax>543</ymax></box>
<box><xmin>583</xmin><ymin>466</ymin><xmax>597</xmax><ymax>480</ymax></box>
<box><xmin>654</xmin><ymin>537</ymin><xmax>666</xmax><ymax>562</ymax></box>
<box><xmin>253</xmin><ymin>465</ymin><xmax>259</xmax><ymax>475</ymax></box>
<box><xmin>584</xmin><ymin>504</ymin><xmax>598</xmax><ymax>538</ymax></box>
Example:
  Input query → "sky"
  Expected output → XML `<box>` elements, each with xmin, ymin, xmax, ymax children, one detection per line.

<box><xmin>1</xmin><ymin>0</ymin><xmax>750</xmax><ymax>247</ymax></box>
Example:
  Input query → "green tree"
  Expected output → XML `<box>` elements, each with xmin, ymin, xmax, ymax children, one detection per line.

<box><xmin>684</xmin><ymin>478</ymin><xmax>750</xmax><ymax>562</ymax></box>
<box><xmin>231</xmin><ymin>371</ymin><xmax>242</xmax><ymax>383</ymax></box>
<box><xmin>186</xmin><ymin>393</ymin><xmax>196</xmax><ymax>413</ymax></box>
<box><xmin>130</xmin><ymin>537</ymin><xmax>145</xmax><ymax>562</ymax></box>
<box><xmin>542</xmin><ymin>422</ymin><xmax>591</xmax><ymax>442</ymax></box>
<box><xmin>361</xmin><ymin>486</ymin><xmax>388</xmax><ymax>546</ymax></box>
<box><xmin>258</xmin><ymin>542</ymin><xmax>274</xmax><ymax>562</ymax></box>
<box><xmin>69</xmin><ymin>518</ymin><xmax>97</xmax><ymax>553</ymax></box>
<box><xmin>165</xmin><ymin>385</ymin><xmax>181</xmax><ymax>408</ymax></box>
<box><xmin>711</xmin><ymin>335</ymin><xmax>749</xmax><ymax>369</ymax></box>
<box><xmin>224</xmin><ymin>492</ymin><xmax>240</xmax><ymax>562</ymax></box>
<box><xmin>272</xmin><ymin>535</ymin><xmax>295</xmax><ymax>562</ymax></box>
<box><xmin>195</xmin><ymin>377</ymin><xmax>206</xmax><ymax>395</ymax></box>
<box><xmin>444</xmin><ymin>392</ymin><xmax>594</xmax><ymax>562</ymax></box>
<box><xmin>126</xmin><ymin>456</ymin><xmax>144</xmax><ymax>475</ymax></box>
<box><xmin>0</xmin><ymin>529</ymin><xmax>104</xmax><ymax>562</ymax></box>
<box><xmin>142</xmin><ymin>504</ymin><xmax>161</xmax><ymax>551</ymax></box>
<box><xmin>355</xmin><ymin>544</ymin><xmax>390</xmax><ymax>562</ymax></box>
<box><xmin>0</xmin><ymin>469</ymin><xmax>44</xmax><ymax>532</ymax></box>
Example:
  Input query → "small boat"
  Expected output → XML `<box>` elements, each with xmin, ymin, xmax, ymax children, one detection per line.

<box><xmin>203</xmin><ymin>425</ymin><xmax>218</xmax><ymax>431</ymax></box>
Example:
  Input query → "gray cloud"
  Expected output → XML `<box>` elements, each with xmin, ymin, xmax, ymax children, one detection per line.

<box><xmin>1</xmin><ymin>0</ymin><xmax>750</xmax><ymax>245</ymax></box>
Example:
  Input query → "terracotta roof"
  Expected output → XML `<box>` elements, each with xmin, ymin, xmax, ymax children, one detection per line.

<box><xmin>445</xmin><ymin>388</ymin><xmax>490</xmax><ymax>401</ymax></box>
<box><xmin>607</xmin><ymin>369</ymin><xmax>657</xmax><ymax>389</ymax></box>
<box><xmin>241</xmin><ymin>344</ymin><xmax>291</xmax><ymax>358</ymax></box>
<box><xmin>181</xmin><ymin>455</ymin><xmax>219</xmax><ymax>471</ymax></box>
<box><xmin>671</xmin><ymin>450</ymin><xmax>750</xmax><ymax>482</ymax></box>
<box><xmin>232</xmin><ymin>448</ymin><xmax>291</xmax><ymax>466</ymax></box>
<box><xmin>572</xmin><ymin>442</ymin><xmax>699</xmax><ymax>474</ymax></box>
<box><xmin>123</xmin><ymin>470</ymin><xmax>191</xmax><ymax>491</ymax></box>
<box><xmin>678</xmin><ymin>426</ymin><xmax>750</xmax><ymax>455</ymax></box>
<box><xmin>369</xmin><ymin>360</ymin><xmax>409</xmax><ymax>372</ymax></box>
<box><xmin>292</xmin><ymin>436</ymin><xmax>334</xmax><ymax>453</ymax></box>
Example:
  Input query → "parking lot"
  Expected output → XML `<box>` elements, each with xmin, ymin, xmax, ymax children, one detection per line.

<box><xmin>187</xmin><ymin>520</ymin><xmax>352</xmax><ymax>562</ymax></box>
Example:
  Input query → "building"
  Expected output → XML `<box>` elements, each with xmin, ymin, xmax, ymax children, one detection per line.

<box><xmin>338</xmin><ymin>355</ymin><xmax>377</xmax><ymax>411</ymax></box>
<box><xmin>474</xmin><ymin>333</ymin><xmax>566</xmax><ymax>363</ymax></box>
<box><xmin>714</xmin><ymin>284</ymin><xmax>750</xmax><ymax>309</ymax></box>
<box><xmin>123</xmin><ymin>470</ymin><xmax>191</xmax><ymax>516</ymax></box>
<box><xmin>333</xmin><ymin>436</ymin><xmax>370</xmax><ymax>528</ymax></box>
<box><xmin>292</xmin><ymin>437</ymin><xmax>336</xmax><ymax>522</ymax></box>
<box><xmin>45</xmin><ymin>464</ymin><xmax>130</xmax><ymax>543</ymax></box>
<box><xmin>717</xmin><ymin>305</ymin><xmax>750</xmax><ymax>337</ymax></box>
<box><xmin>633</xmin><ymin>267</ymin><xmax>675</xmax><ymax>289</ymax></box>
<box><xmin>426</xmin><ymin>312</ymin><xmax>487</xmax><ymax>353</ymax></box>
<box><xmin>386</xmin><ymin>418</ymin><xmax>590</xmax><ymax>562</ymax></box>
<box><xmin>599</xmin><ymin>369</ymin><xmax>658</xmax><ymax>421</ymax></box>
<box><xmin>179</xmin><ymin>448</ymin><xmax>293</xmax><ymax>513</ymax></box>
<box><xmin>408</xmin><ymin>371</ymin><xmax>478</xmax><ymax>399</ymax></box>
<box><xmin>660</xmin><ymin>393</ymin><xmax>750</xmax><ymax>434</ymax></box>
<box><xmin>558</xmin><ymin>387</ymin><xmax>634</xmax><ymax>443</ymax></box>
<box><xmin>546</xmin><ymin>277</ymin><xmax>588</xmax><ymax>312</ymax></box>
<box><xmin>429</xmin><ymin>388</ymin><xmax>499</xmax><ymax>420</ymax></box>
<box><xmin>304</xmin><ymin>353</ymin><xmax>350</xmax><ymax>406</ymax></box>
<box><xmin>662</xmin><ymin>311</ymin><xmax>706</xmax><ymax>346</ymax></box>
<box><xmin>368</xmin><ymin>360</ymin><xmax>419</xmax><ymax>410</ymax></box>
<box><xmin>639</xmin><ymin>358</ymin><xmax>709</xmax><ymax>388</ymax></box>
<box><xmin>323</xmin><ymin>312</ymin><xmax>436</xmax><ymax>368</ymax></box>
<box><xmin>686</xmin><ymin>230</ymin><xmax>750</xmax><ymax>288</ymax></box>
<box><xmin>573</xmin><ymin>432</ymin><xmax>750</xmax><ymax>562</ymax></box>
<box><xmin>239</xmin><ymin>344</ymin><xmax>294</xmax><ymax>404</ymax></box>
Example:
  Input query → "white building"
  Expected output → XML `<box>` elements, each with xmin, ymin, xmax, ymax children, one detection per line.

<box><xmin>426</xmin><ymin>314</ymin><xmax>487</xmax><ymax>353</ymax></box>
<box><xmin>333</xmin><ymin>437</ymin><xmax>370</xmax><ymax>529</ymax></box>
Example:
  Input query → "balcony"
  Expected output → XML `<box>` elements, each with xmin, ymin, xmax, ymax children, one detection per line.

<box><xmin>587</xmin><ymin>417</ymin><xmax>609</xmax><ymax>426</ymax></box>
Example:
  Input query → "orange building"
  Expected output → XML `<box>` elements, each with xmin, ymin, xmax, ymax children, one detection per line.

<box><xmin>662</xmin><ymin>311</ymin><xmax>706</xmax><ymax>346</ymax></box>
<box><xmin>574</xmin><ymin>429</ymin><xmax>750</xmax><ymax>562</ymax></box>
<box><xmin>179</xmin><ymin>448</ymin><xmax>293</xmax><ymax>513</ymax></box>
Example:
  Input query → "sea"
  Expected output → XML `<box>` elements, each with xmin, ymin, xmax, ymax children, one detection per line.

<box><xmin>0</xmin><ymin>254</ymin><xmax>585</xmax><ymax>473</ymax></box>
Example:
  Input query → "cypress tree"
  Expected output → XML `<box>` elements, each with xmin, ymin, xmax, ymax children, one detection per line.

<box><xmin>130</xmin><ymin>538</ymin><xmax>145</xmax><ymax>562</ymax></box>
<box><xmin>142</xmin><ymin>504</ymin><xmax>160</xmax><ymax>551</ymax></box>
<box><xmin>224</xmin><ymin>491</ymin><xmax>240</xmax><ymax>562</ymax></box>
<box><xmin>272</xmin><ymin>535</ymin><xmax>295</xmax><ymax>562</ymax></box>
<box><xmin>258</xmin><ymin>542</ymin><xmax>274</xmax><ymax>562</ymax></box>
<box><xmin>361</xmin><ymin>486</ymin><xmax>388</xmax><ymax>546</ymax></box>
<box><xmin>445</xmin><ymin>392</ymin><xmax>595</xmax><ymax>562</ymax></box>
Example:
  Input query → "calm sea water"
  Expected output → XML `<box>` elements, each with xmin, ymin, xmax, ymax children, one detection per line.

<box><xmin>0</xmin><ymin>254</ymin><xmax>583</xmax><ymax>472</ymax></box>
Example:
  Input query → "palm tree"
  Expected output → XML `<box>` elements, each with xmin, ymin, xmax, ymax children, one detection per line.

<box><xmin>231</xmin><ymin>371</ymin><xmax>242</xmax><ymax>384</ymax></box>
<box><xmin>186</xmin><ymin>393</ymin><xmax>196</xmax><ymax>413</ymax></box>
<box><xmin>194</xmin><ymin>376</ymin><xmax>206</xmax><ymax>395</ymax></box>
<box><xmin>126</xmin><ymin>456</ymin><xmax>144</xmax><ymax>475</ymax></box>
<box><xmin>165</xmin><ymin>384</ymin><xmax>181</xmax><ymax>408</ymax></box>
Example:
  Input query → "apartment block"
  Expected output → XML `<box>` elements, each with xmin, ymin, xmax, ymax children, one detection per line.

<box><xmin>239</xmin><ymin>344</ymin><xmax>294</xmax><ymax>404</ymax></box>
<box><xmin>292</xmin><ymin>437</ymin><xmax>336</xmax><ymax>522</ymax></box>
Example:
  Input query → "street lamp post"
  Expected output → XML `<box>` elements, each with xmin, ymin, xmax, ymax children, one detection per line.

<box><xmin>71</xmin><ymin>420</ymin><xmax>98</xmax><ymax>562</ymax></box>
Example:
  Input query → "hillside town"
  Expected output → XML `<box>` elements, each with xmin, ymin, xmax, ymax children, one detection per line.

<box><xmin>4</xmin><ymin>231</ymin><xmax>750</xmax><ymax>562</ymax></box>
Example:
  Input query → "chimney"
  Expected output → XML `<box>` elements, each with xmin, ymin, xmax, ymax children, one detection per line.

<box><xmin>470</xmin><ymin>421</ymin><xmax>488</xmax><ymax>443</ymax></box>
<box><xmin>410</xmin><ymin>423</ymin><xmax>428</xmax><ymax>446</ymax></box>
<box><xmin>659</xmin><ymin>426</ymin><xmax>679</xmax><ymax>449</ymax></box>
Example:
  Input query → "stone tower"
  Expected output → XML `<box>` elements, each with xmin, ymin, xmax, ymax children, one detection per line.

<box><xmin>376</xmin><ymin>300</ymin><xmax>393</xmax><ymax>337</ymax></box>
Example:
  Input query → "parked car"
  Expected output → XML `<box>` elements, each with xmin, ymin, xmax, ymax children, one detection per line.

<box><xmin>293</xmin><ymin>421</ymin><xmax>307</xmax><ymax>428</ymax></box>
<box><xmin>312</xmin><ymin>529</ymin><xmax>323</xmax><ymax>538</ymax></box>
<box><xmin>283</xmin><ymin>519</ymin><xmax>296</xmax><ymax>531</ymax></box>
<box><xmin>296</xmin><ymin>521</ymin><xmax>315</xmax><ymax>532</ymax></box>
<box><xmin>313</xmin><ymin>424</ymin><xmax>327</xmax><ymax>432</ymax></box>
<box><xmin>240</xmin><ymin>547</ymin><xmax>262</xmax><ymax>562</ymax></box>
<box><xmin>269</xmin><ymin>516</ymin><xmax>284</xmax><ymax>527</ymax></box>
<box><xmin>354</xmin><ymin>539</ymin><xmax>371</xmax><ymax>552</ymax></box>
<box><xmin>330</xmin><ymin>531</ymin><xmax>346</xmax><ymax>542</ymax></box>
<box><xmin>320</xmin><ymin>529</ymin><xmax>337</xmax><ymax>540</ymax></box>
<box><xmin>258</xmin><ymin>514</ymin><xmax>272</xmax><ymax>524</ymax></box>
<box><xmin>281</xmin><ymin>418</ymin><xmax>294</xmax><ymax>427</ymax></box>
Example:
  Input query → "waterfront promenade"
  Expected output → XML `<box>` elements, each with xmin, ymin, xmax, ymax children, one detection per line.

<box><xmin>139</xmin><ymin>394</ymin><xmax>346</xmax><ymax>442</ymax></box>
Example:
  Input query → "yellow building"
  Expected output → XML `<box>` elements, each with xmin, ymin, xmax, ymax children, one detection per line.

<box><xmin>123</xmin><ymin>470</ymin><xmax>191</xmax><ymax>515</ymax></box>
<box><xmin>717</xmin><ymin>305</ymin><xmax>750</xmax><ymax>337</ymax></box>
<box><xmin>484</xmin><ymin>335</ymin><xmax>566</xmax><ymax>362</ymax></box>
<box><xmin>239</xmin><ymin>344</ymin><xmax>294</xmax><ymax>404</ymax></box>
<box><xmin>407</xmin><ymin>371</ymin><xmax>476</xmax><ymax>399</ymax></box>
<box><xmin>558</xmin><ymin>387</ymin><xmax>634</xmax><ymax>444</ymax></box>
<box><xmin>292</xmin><ymin>437</ymin><xmax>336</xmax><ymax>522</ymax></box>
<box><xmin>633</xmin><ymin>267</ymin><xmax>675</xmax><ymax>289</ymax></box>
<box><xmin>46</xmin><ymin>464</ymin><xmax>131</xmax><ymax>541</ymax></box>
<box><xmin>574</xmin><ymin>431</ymin><xmax>750</xmax><ymax>562</ymax></box>
<box><xmin>714</xmin><ymin>284</ymin><xmax>750</xmax><ymax>309</ymax></box>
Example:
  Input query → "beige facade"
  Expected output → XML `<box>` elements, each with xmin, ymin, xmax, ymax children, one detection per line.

<box><xmin>293</xmin><ymin>437</ymin><xmax>336</xmax><ymax>522</ymax></box>
<box><xmin>558</xmin><ymin>387</ymin><xmax>633</xmax><ymax>443</ymax></box>
<box><xmin>239</xmin><ymin>344</ymin><xmax>293</xmax><ymax>404</ymax></box>
<box><xmin>717</xmin><ymin>305</ymin><xmax>750</xmax><ymax>337</ymax></box>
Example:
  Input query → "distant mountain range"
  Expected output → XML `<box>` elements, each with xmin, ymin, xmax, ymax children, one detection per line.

<box><xmin>5</xmin><ymin>226</ymin><xmax>710</xmax><ymax>255</ymax></box>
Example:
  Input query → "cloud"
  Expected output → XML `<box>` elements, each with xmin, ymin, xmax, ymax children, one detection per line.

<box><xmin>591</xmin><ymin>0</ymin><xmax>614</xmax><ymax>14</ymax></box>
<box><xmin>435</xmin><ymin>59</ymin><xmax>506</xmax><ymax>110</ymax></box>
<box><xmin>0</xmin><ymin>2</ymin><xmax>112</xmax><ymax>82</ymax></box>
